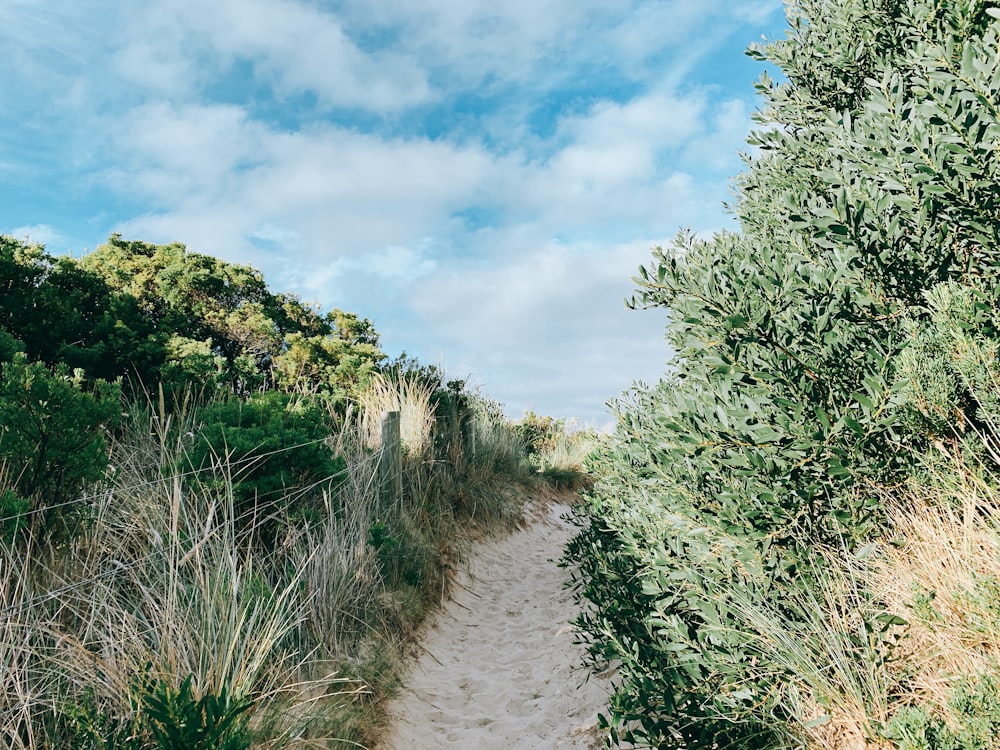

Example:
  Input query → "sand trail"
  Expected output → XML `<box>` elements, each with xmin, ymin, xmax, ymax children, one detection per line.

<box><xmin>380</xmin><ymin>497</ymin><xmax>612</xmax><ymax>749</ymax></box>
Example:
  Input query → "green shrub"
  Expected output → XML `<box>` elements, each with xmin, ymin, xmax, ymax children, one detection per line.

<box><xmin>886</xmin><ymin>674</ymin><xmax>1000</xmax><ymax>750</ymax></box>
<box><xmin>0</xmin><ymin>489</ymin><xmax>30</xmax><ymax>544</ymax></box>
<box><xmin>568</xmin><ymin>2</ymin><xmax>1000</xmax><ymax>747</ymax></box>
<box><xmin>0</xmin><ymin>354</ymin><xmax>120</xmax><ymax>529</ymax></box>
<box><xmin>516</xmin><ymin>411</ymin><xmax>565</xmax><ymax>457</ymax></box>
<box><xmin>368</xmin><ymin>517</ymin><xmax>431</xmax><ymax>588</ymax></box>
<box><xmin>187</xmin><ymin>392</ymin><xmax>345</xmax><ymax>534</ymax></box>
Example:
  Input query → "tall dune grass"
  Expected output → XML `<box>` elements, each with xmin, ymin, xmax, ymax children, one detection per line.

<box><xmin>0</xmin><ymin>378</ymin><xmax>532</xmax><ymax>748</ymax></box>
<box><xmin>359</xmin><ymin>372</ymin><xmax>435</xmax><ymax>456</ymax></box>
<box><xmin>0</xmin><ymin>401</ymin><xmax>354</xmax><ymax>748</ymax></box>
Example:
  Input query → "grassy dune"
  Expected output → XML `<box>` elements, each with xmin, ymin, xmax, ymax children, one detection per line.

<box><xmin>0</xmin><ymin>375</ymin><xmax>551</xmax><ymax>749</ymax></box>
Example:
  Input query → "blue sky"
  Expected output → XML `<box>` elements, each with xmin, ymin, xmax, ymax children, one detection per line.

<box><xmin>1</xmin><ymin>0</ymin><xmax>787</xmax><ymax>425</ymax></box>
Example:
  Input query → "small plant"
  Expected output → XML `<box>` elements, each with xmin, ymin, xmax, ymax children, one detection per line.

<box><xmin>142</xmin><ymin>674</ymin><xmax>253</xmax><ymax>750</ymax></box>
<box><xmin>367</xmin><ymin>520</ymin><xmax>397</xmax><ymax>553</ymax></box>
<box><xmin>885</xmin><ymin>674</ymin><xmax>1000</xmax><ymax>750</ymax></box>
<box><xmin>65</xmin><ymin>674</ymin><xmax>253</xmax><ymax>750</ymax></box>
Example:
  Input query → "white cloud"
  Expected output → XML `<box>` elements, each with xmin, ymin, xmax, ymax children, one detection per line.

<box><xmin>363</xmin><ymin>245</ymin><xmax>438</xmax><ymax>280</ymax></box>
<box><xmin>105</xmin><ymin>102</ymin><xmax>268</xmax><ymax>199</ymax></box>
<box><xmin>107</xmin><ymin>104</ymin><xmax>498</xmax><ymax>263</ymax></box>
<box><xmin>336</xmin><ymin>0</ymin><xmax>618</xmax><ymax>84</ymax></box>
<box><xmin>509</xmin><ymin>90</ymin><xmax>721</xmax><ymax>230</ymax></box>
<box><xmin>282</xmin><ymin>244</ymin><xmax>438</xmax><ymax>301</ymax></box>
<box><xmin>402</xmin><ymin>239</ymin><xmax>671</xmax><ymax>420</ymax></box>
<box><xmin>332</xmin><ymin>0</ymin><xmax>750</xmax><ymax>95</ymax></box>
<box><xmin>7</xmin><ymin>224</ymin><xmax>70</xmax><ymax>250</ymax></box>
<box><xmin>113</xmin><ymin>0</ymin><xmax>431</xmax><ymax>111</ymax></box>
<box><xmin>111</xmin><ymin>35</ymin><xmax>202</xmax><ymax>100</ymax></box>
<box><xmin>105</xmin><ymin>82</ymin><xmax>738</xmax><ymax>263</ymax></box>
<box><xmin>681</xmin><ymin>98</ymin><xmax>755</xmax><ymax>171</ymax></box>
<box><xmin>734</xmin><ymin>0</ymin><xmax>785</xmax><ymax>24</ymax></box>
<box><xmin>0</xmin><ymin>0</ymin><xmax>788</xmax><ymax>422</ymax></box>
<box><xmin>101</xmin><ymin>81</ymin><xmax>743</xmax><ymax>424</ymax></box>
<box><xmin>559</xmin><ymin>91</ymin><xmax>706</xmax><ymax>149</ymax></box>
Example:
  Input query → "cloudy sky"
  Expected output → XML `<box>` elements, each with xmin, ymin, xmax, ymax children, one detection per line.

<box><xmin>0</xmin><ymin>0</ymin><xmax>786</xmax><ymax>425</ymax></box>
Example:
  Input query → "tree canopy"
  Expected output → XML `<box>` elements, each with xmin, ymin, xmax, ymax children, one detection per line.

<box><xmin>1</xmin><ymin>233</ymin><xmax>385</xmax><ymax>400</ymax></box>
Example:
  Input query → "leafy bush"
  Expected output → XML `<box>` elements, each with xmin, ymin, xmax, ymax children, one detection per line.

<box><xmin>0</xmin><ymin>328</ymin><xmax>22</xmax><ymax>363</ymax></box>
<box><xmin>187</xmin><ymin>392</ymin><xmax>345</xmax><ymax>534</ymax></box>
<box><xmin>567</xmin><ymin>2</ymin><xmax>1000</xmax><ymax>747</ymax></box>
<box><xmin>0</xmin><ymin>355</ymin><xmax>120</xmax><ymax>530</ymax></box>
<box><xmin>0</xmin><ymin>234</ymin><xmax>386</xmax><ymax>402</ymax></box>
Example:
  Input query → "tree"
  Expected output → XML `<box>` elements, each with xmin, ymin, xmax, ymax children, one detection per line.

<box><xmin>0</xmin><ymin>235</ymin><xmax>160</xmax><ymax>385</ymax></box>
<box><xmin>272</xmin><ymin>309</ymin><xmax>384</xmax><ymax>399</ymax></box>
<box><xmin>81</xmin><ymin>236</ymin><xmax>279</xmax><ymax>392</ymax></box>
<box><xmin>82</xmin><ymin>236</ymin><xmax>385</xmax><ymax>400</ymax></box>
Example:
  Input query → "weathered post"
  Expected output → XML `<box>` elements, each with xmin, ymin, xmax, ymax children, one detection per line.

<box><xmin>380</xmin><ymin>410</ymin><xmax>402</xmax><ymax>506</ymax></box>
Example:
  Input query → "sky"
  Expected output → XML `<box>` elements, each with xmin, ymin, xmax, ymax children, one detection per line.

<box><xmin>0</xmin><ymin>0</ymin><xmax>788</xmax><ymax>426</ymax></box>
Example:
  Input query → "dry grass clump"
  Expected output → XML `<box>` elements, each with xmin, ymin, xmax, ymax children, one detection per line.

<box><xmin>360</xmin><ymin>372</ymin><xmax>436</xmax><ymax>456</ymax></box>
<box><xmin>534</xmin><ymin>427</ymin><xmax>601</xmax><ymax>492</ymax></box>
<box><xmin>866</xmin><ymin>450</ymin><xmax>1000</xmax><ymax>730</ymax></box>
<box><xmin>768</xmin><ymin>562</ymin><xmax>901</xmax><ymax>750</ymax></box>
<box><xmin>695</xmin><ymin>531</ymin><xmax>898</xmax><ymax>750</ymax></box>
<box><xmin>0</xmin><ymin>552</ymin><xmax>41</xmax><ymax>750</ymax></box>
<box><xmin>693</xmin><ymin>442</ymin><xmax>1000</xmax><ymax>749</ymax></box>
<box><xmin>763</xmin><ymin>446</ymin><xmax>1000</xmax><ymax>749</ymax></box>
<box><xmin>539</xmin><ymin>424</ymin><xmax>597</xmax><ymax>470</ymax></box>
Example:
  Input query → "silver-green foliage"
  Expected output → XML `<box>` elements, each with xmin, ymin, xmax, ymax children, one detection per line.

<box><xmin>567</xmin><ymin>1</ymin><xmax>1000</xmax><ymax>747</ymax></box>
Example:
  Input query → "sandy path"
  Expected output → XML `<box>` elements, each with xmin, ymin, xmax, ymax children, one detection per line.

<box><xmin>379</xmin><ymin>498</ymin><xmax>612</xmax><ymax>749</ymax></box>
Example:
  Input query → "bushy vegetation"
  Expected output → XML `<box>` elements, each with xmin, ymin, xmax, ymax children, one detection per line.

<box><xmin>516</xmin><ymin>411</ymin><xmax>599</xmax><ymax>491</ymax></box>
<box><xmin>0</xmin><ymin>234</ymin><xmax>383</xmax><ymax>400</ymax></box>
<box><xmin>0</xmin><ymin>232</ymin><xmax>539</xmax><ymax>748</ymax></box>
<box><xmin>566</xmin><ymin>2</ymin><xmax>1000</xmax><ymax>747</ymax></box>
<box><xmin>0</xmin><ymin>354</ymin><xmax>120</xmax><ymax>535</ymax></box>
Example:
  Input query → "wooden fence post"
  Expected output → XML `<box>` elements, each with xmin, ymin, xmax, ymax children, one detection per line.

<box><xmin>380</xmin><ymin>410</ymin><xmax>402</xmax><ymax>506</ymax></box>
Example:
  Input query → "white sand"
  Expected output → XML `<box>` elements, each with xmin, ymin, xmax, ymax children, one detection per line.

<box><xmin>379</xmin><ymin>498</ymin><xmax>613</xmax><ymax>749</ymax></box>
